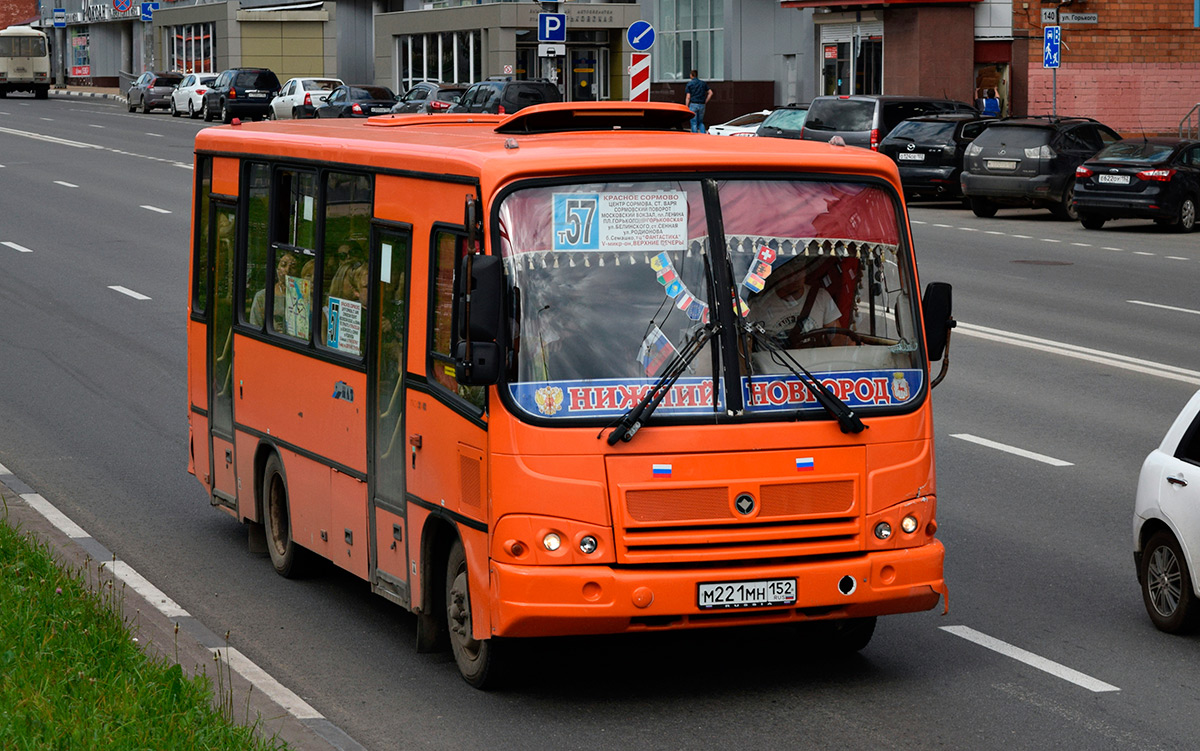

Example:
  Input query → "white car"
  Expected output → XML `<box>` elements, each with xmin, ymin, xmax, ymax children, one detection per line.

<box><xmin>708</xmin><ymin>109</ymin><xmax>772</xmax><ymax>136</ymax></box>
<box><xmin>170</xmin><ymin>73</ymin><xmax>217</xmax><ymax>119</ymax></box>
<box><xmin>270</xmin><ymin>77</ymin><xmax>345</xmax><ymax>120</ymax></box>
<box><xmin>1135</xmin><ymin>388</ymin><xmax>1200</xmax><ymax>633</ymax></box>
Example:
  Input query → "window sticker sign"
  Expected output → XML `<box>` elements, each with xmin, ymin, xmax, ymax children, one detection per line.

<box><xmin>326</xmin><ymin>297</ymin><xmax>363</xmax><ymax>354</ymax></box>
<box><xmin>553</xmin><ymin>191</ymin><xmax>688</xmax><ymax>252</ymax></box>
<box><xmin>284</xmin><ymin>276</ymin><xmax>311</xmax><ymax>339</ymax></box>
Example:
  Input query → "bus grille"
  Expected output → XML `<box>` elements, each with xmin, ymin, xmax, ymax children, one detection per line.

<box><xmin>618</xmin><ymin>481</ymin><xmax>860</xmax><ymax>564</ymax></box>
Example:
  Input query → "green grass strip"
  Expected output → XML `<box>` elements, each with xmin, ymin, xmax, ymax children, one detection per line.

<box><xmin>0</xmin><ymin>519</ymin><xmax>288</xmax><ymax>750</ymax></box>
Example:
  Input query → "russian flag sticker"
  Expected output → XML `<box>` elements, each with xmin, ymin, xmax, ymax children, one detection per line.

<box><xmin>796</xmin><ymin>457</ymin><xmax>815</xmax><ymax>471</ymax></box>
<box><xmin>652</xmin><ymin>464</ymin><xmax>673</xmax><ymax>477</ymax></box>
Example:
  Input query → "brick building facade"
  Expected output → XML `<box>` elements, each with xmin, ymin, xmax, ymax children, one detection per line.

<box><xmin>1015</xmin><ymin>1</ymin><xmax>1200</xmax><ymax>134</ymax></box>
<box><xmin>1</xmin><ymin>0</ymin><xmax>37</xmax><ymax>28</ymax></box>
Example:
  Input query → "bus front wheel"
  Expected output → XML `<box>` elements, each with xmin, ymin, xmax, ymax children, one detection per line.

<box><xmin>446</xmin><ymin>539</ymin><xmax>502</xmax><ymax>688</ymax></box>
<box><xmin>262</xmin><ymin>454</ymin><xmax>310</xmax><ymax>578</ymax></box>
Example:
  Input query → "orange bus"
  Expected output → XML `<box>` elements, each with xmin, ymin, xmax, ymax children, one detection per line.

<box><xmin>186</xmin><ymin>102</ymin><xmax>955</xmax><ymax>687</ymax></box>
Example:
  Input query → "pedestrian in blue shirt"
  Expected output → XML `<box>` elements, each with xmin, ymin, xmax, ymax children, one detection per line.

<box><xmin>684</xmin><ymin>70</ymin><xmax>712</xmax><ymax>133</ymax></box>
<box><xmin>977</xmin><ymin>88</ymin><xmax>1001</xmax><ymax>118</ymax></box>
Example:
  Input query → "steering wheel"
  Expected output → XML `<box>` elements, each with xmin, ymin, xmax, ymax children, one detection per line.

<box><xmin>792</xmin><ymin>327</ymin><xmax>864</xmax><ymax>346</ymax></box>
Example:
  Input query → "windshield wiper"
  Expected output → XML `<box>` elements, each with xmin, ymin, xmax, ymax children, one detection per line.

<box><xmin>742</xmin><ymin>321</ymin><xmax>866</xmax><ymax>434</ymax></box>
<box><xmin>604</xmin><ymin>323</ymin><xmax>720</xmax><ymax>445</ymax></box>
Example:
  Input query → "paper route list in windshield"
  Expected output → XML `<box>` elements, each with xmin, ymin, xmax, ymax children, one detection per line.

<box><xmin>552</xmin><ymin>191</ymin><xmax>689</xmax><ymax>252</ymax></box>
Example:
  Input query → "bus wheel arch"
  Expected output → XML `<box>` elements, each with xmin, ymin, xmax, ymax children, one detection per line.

<box><xmin>415</xmin><ymin>518</ymin><xmax>454</xmax><ymax>653</ymax></box>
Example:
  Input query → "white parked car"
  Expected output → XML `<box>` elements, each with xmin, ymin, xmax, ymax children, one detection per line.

<box><xmin>1134</xmin><ymin>388</ymin><xmax>1200</xmax><ymax>633</ymax></box>
<box><xmin>170</xmin><ymin>73</ymin><xmax>217</xmax><ymax>119</ymax></box>
<box><xmin>708</xmin><ymin>109</ymin><xmax>772</xmax><ymax>136</ymax></box>
<box><xmin>270</xmin><ymin>77</ymin><xmax>345</xmax><ymax>120</ymax></box>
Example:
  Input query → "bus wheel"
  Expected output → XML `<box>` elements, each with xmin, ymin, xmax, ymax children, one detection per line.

<box><xmin>262</xmin><ymin>454</ymin><xmax>309</xmax><ymax>578</ymax></box>
<box><xmin>446</xmin><ymin>539</ymin><xmax>501</xmax><ymax>688</ymax></box>
<box><xmin>36</xmin><ymin>86</ymin><xmax>48</xmax><ymax>100</ymax></box>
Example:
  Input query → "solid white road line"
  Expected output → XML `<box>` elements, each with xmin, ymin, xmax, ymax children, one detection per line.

<box><xmin>140</xmin><ymin>205</ymin><xmax>171</xmax><ymax>214</ymax></box>
<box><xmin>54</xmin><ymin>180</ymin><xmax>79</xmax><ymax>188</ymax></box>
<box><xmin>0</xmin><ymin>125</ymin><xmax>102</xmax><ymax>149</ymax></box>
<box><xmin>2</xmin><ymin>241</ymin><xmax>33</xmax><ymax>253</ymax></box>
<box><xmin>1128</xmin><ymin>300</ymin><xmax>1200</xmax><ymax>316</ymax></box>
<box><xmin>941</xmin><ymin>625</ymin><xmax>1120</xmax><ymax>693</ymax></box>
<box><xmin>955</xmin><ymin>321</ymin><xmax>1200</xmax><ymax>386</ymax></box>
<box><xmin>109</xmin><ymin>285</ymin><xmax>151</xmax><ymax>300</ymax></box>
<box><xmin>949</xmin><ymin>434</ymin><xmax>1073</xmax><ymax>466</ymax></box>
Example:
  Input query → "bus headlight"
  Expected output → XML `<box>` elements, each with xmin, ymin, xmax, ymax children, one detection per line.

<box><xmin>542</xmin><ymin>533</ymin><xmax>562</xmax><ymax>551</ymax></box>
<box><xmin>579</xmin><ymin>535</ymin><xmax>598</xmax><ymax>554</ymax></box>
<box><xmin>901</xmin><ymin>515</ymin><xmax>919</xmax><ymax>534</ymax></box>
<box><xmin>874</xmin><ymin>522</ymin><xmax>892</xmax><ymax>540</ymax></box>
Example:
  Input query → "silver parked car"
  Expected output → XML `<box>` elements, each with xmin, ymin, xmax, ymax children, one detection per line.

<box><xmin>170</xmin><ymin>73</ymin><xmax>217</xmax><ymax>119</ymax></box>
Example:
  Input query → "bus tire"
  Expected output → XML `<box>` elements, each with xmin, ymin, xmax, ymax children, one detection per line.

<box><xmin>446</xmin><ymin>539</ymin><xmax>502</xmax><ymax>688</ymax></box>
<box><xmin>262</xmin><ymin>453</ymin><xmax>311</xmax><ymax>578</ymax></box>
<box><xmin>36</xmin><ymin>85</ymin><xmax>48</xmax><ymax>100</ymax></box>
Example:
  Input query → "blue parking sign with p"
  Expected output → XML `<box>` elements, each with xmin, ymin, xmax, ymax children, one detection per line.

<box><xmin>539</xmin><ymin>13</ymin><xmax>566</xmax><ymax>43</ymax></box>
<box><xmin>1043</xmin><ymin>25</ymin><xmax>1061</xmax><ymax>69</ymax></box>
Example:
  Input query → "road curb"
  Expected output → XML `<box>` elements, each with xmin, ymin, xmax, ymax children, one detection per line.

<box><xmin>50</xmin><ymin>88</ymin><xmax>124</xmax><ymax>102</ymax></box>
<box><xmin>0</xmin><ymin>462</ymin><xmax>365</xmax><ymax>751</ymax></box>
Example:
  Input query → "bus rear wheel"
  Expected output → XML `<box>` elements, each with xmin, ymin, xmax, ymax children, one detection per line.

<box><xmin>446</xmin><ymin>539</ymin><xmax>502</xmax><ymax>688</ymax></box>
<box><xmin>262</xmin><ymin>454</ymin><xmax>311</xmax><ymax>578</ymax></box>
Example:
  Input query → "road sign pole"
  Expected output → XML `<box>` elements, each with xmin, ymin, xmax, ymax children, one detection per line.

<box><xmin>1053</xmin><ymin>67</ymin><xmax>1057</xmax><ymax>118</ymax></box>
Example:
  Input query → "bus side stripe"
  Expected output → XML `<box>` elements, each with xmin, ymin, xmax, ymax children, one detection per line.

<box><xmin>234</xmin><ymin>424</ymin><xmax>367</xmax><ymax>482</ymax></box>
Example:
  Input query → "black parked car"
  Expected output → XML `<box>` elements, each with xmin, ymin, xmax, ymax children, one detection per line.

<box><xmin>960</xmin><ymin>115</ymin><xmax>1122</xmax><ymax>219</ymax></box>
<box><xmin>755</xmin><ymin>103</ymin><xmax>809</xmax><ymax>139</ymax></box>
<box><xmin>126</xmin><ymin>71</ymin><xmax>183</xmax><ymax>114</ymax></box>
<box><xmin>448</xmin><ymin>78</ymin><xmax>561</xmax><ymax>115</ymax></box>
<box><xmin>1074</xmin><ymin>138</ymin><xmax>1200</xmax><ymax>232</ymax></box>
<box><xmin>800</xmin><ymin>95</ymin><xmax>977</xmax><ymax>150</ymax></box>
<box><xmin>878</xmin><ymin>114</ymin><xmax>996</xmax><ymax>200</ymax></box>
<box><xmin>391</xmin><ymin>81</ymin><xmax>468</xmax><ymax>114</ymax></box>
<box><xmin>315</xmin><ymin>85</ymin><xmax>398</xmax><ymax>118</ymax></box>
<box><xmin>203</xmin><ymin>67</ymin><xmax>282</xmax><ymax>123</ymax></box>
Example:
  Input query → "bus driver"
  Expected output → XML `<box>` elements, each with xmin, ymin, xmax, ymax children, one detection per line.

<box><xmin>750</xmin><ymin>258</ymin><xmax>844</xmax><ymax>347</ymax></box>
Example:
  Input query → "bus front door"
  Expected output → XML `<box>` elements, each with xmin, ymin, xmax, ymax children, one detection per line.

<box><xmin>369</xmin><ymin>227</ymin><xmax>411</xmax><ymax>607</ymax></box>
<box><xmin>208</xmin><ymin>201</ymin><xmax>238</xmax><ymax>510</ymax></box>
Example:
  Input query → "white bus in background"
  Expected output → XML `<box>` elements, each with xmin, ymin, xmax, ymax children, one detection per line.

<box><xmin>0</xmin><ymin>26</ymin><xmax>50</xmax><ymax>99</ymax></box>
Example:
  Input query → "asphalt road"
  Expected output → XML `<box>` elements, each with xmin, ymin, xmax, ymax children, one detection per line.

<box><xmin>2</xmin><ymin>94</ymin><xmax>1199</xmax><ymax>750</ymax></box>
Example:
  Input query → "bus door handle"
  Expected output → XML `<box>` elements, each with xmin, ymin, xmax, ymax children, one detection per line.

<box><xmin>409</xmin><ymin>434</ymin><xmax>422</xmax><ymax>469</ymax></box>
<box><xmin>1168</xmin><ymin>474</ymin><xmax>1188</xmax><ymax>487</ymax></box>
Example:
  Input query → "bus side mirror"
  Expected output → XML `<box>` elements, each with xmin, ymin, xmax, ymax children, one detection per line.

<box><xmin>922</xmin><ymin>282</ymin><xmax>953</xmax><ymax>361</ymax></box>
<box><xmin>453</xmin><ymin>254</ymin><xmax>505</xmax><ymax>386</ymax></box>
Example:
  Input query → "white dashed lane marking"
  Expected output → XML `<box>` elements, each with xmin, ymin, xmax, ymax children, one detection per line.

<box><xmin>140</xmin><ymin>205</ymin><xmax>171</xmax><ymax>214</ymax></box>
<box><xmin>108</xmin><ymin>285</ymin><xmax>151</xmax><ymax>301</ymax></box>
<box><xmin>941</xmin><ymin>626</ymin><xmax>1119</xmax><ymax>693</ymax></box>
<box><xmin>54</xmin><ymin>180</ymin><xmax>78</xmax><ymax>188</ymax></box>
<box><xmin>2</xmin><ymin>241</ymin><xmax>33</xmax><ymax>253</ymax></box>
<box><xmin>950</xmin><ymin>433</ymin><xmax>1073</xmax><ymax>467</ymax></box>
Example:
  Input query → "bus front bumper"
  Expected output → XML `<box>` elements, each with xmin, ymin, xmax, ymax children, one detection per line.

<box><xmin>488</xmin><ymin>541</ymin><xmax>945</xmax><ymax>638</ymax></box>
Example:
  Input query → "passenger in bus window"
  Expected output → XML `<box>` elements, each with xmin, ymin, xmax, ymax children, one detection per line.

<box><xmin>249</xmin><ymin>251</ymin><xmax>299</xmax><ymax>331</ymax></box>
<box><xmin>749</xmin><ymin>258</ymin><xmax>845</xmax><ymax>347</ymax></box>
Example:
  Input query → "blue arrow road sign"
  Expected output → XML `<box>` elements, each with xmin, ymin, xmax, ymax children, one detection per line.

<box><xmin>627</xmin><ymin>20</ymin><xmax>655</xmax><ymax>52</ymax></box>
<box><xmin>1043</xmin><ymin>25</ymin><xmax>1061</xmax><ymax>69</ymax></box>
<box><xmin>538</xmin><ymin>12</ymin><xmax>566</xmax><ymax>43</ymax></box>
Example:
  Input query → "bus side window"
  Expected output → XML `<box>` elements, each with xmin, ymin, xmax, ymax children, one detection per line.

<box><xmin>429</xmin><ymin>229</ymin><xmax>485</xmax><ymax>409</ymax></box>
<box><xmin>262</xmin><ymin>168</ymin><xmax>317</xmax><ymax>342</ymax></box>
<box><xmin>193</xmin><ymin>157</ymin><xmax>213</xmax><ymax>315</ymax></box>
<box><xmin>242</xmin><ymin>162</ymin><xmax>271</xmax><ymax>326</ymax></box>
<box><xmin>321</xmin><ymin>172</ymin><xmax>372</xmax><ymax>356</ymax></box>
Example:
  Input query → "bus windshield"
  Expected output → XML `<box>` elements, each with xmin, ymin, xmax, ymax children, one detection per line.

<box><xmin>0</xmin><ymin>36</ymin><xmax>47</xmax><ymax>58</ymax></box>
<box><xmin>498</xmin><ymin>178</ymin><xmax>922</xmax><ymax>423</ymax></box>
